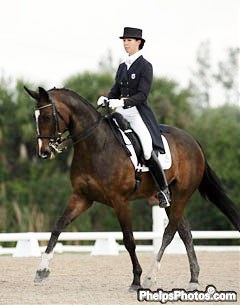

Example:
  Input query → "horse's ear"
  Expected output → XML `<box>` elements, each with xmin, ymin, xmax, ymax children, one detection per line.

<box><xmin>24</xmin><ymin>86</ymin><xmax>39</xmax><ymax>100</ymax></box>
<box><xmin>38</xmin><ymin>87</ymin><xmax>49</xmax><ymax>100</ymax></box>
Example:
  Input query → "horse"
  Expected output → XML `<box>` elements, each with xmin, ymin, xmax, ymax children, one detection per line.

<box><xmin>24</xmin><ymin>86</ymin><xmax>240</xmax><ymax>292</ymax></box>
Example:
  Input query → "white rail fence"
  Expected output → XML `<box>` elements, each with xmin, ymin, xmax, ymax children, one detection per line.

<box><xmin>0</xmin><ymin>207</ymin><xmax>239</xmax><ymax>257</ymax></box>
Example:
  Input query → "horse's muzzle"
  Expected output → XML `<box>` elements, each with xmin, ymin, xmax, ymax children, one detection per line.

<box><xmin>37</xmin><ymin>144</ymin><xmax>54</xmax><ymax>159</ymax></box>
<box><xmin>37</xmin><ymin>137</ymin><xmax>56</xmax><ymax>159</ymax></box>
<box><xmin>38</xmin><ymin>148</ymin><xmax>52</xmax><ymax>159</ymax></box>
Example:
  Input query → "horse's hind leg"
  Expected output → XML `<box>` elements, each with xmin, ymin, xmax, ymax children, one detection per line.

<box><xmin>34</xmin><ymin>193</ymin><xmax>92</xmax><ymax>282</ymax></box>
<box><xmin>177</xmin><ymin>216</ymin><xmax>200</xmax><ymax>290</ymax></box>
<box><xmin>143</xmin><ymin>213</ymin><xmax>178</xmax><ymax>288</ymax></box>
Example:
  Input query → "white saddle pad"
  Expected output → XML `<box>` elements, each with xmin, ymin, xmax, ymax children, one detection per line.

<box><xmin>119</xmin><ymin>129</ymin><xmax>172</xmax><ymax>172</ymax></box>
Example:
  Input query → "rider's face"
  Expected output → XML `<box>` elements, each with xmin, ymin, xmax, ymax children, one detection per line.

<box><xmin>123</xmin><ymin>38</ymin><xmax>141</xmax><ymax>56</ymax></box>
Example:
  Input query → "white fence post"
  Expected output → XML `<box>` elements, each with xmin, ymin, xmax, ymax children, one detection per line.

<box><xmin>152</xmin><ymin>206</ymin><xmax>166</xmax><ymax>253</ymax></box>
<box><xmin>13</xmin><ymin>233</ymin><xmax>41</xmax><ymax>257</ymax></box>
<box><xmin>152</xmin><ymin>206</ymin><xmax>186</xmax><ymax>254</ymax></box>
<box><xmin>91</xmin><ymin>237</ymin><xmax>119</xmax><ymax>255</ymax></box>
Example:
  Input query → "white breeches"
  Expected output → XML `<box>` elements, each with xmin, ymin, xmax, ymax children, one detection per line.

<box><xmin>116</xmin><ymin>106</ymin><xmax>153</xmax><ymax>160</ymax></box>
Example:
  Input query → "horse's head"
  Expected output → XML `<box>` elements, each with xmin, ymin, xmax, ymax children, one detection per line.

<box><xmin>24</xmin><ymin>86</ymin><xmax>69</xmax><ymax>159</ymax></box>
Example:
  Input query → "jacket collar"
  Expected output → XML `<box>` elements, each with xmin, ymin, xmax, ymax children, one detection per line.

<box><xmin>126</xmin><ymin>55</ymin><xmax>143</xmax><ymax>72</ymax></box>
<box><xmin>125</xmin><ymin>50</ymin><xmax>142</xmax><ymax>69</ymax></box>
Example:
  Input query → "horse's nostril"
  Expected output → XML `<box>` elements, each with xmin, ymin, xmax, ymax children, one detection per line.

<box><xmin>39</xmin><ymin>152</ymin><xmax>49</xmax><ymax>159</ymax></box>
<box><xmin>39</xmin><ymin>148</ymin><xmax>51</xmax><ymax>159</ymax></box>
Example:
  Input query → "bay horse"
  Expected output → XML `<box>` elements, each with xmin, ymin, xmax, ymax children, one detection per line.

<box><xmin>24</xmin><ymin>86</ymin><xmax>240</xmax><ymax>291</ymax></box>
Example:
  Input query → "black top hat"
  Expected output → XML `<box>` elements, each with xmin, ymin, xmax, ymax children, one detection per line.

<box><xmin>119</xmin><ymin>27</ymin><xmax>145</xmax><ymax>42</ymax></box>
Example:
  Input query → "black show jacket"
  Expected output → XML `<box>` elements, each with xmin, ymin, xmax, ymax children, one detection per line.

<box><xmin>108</xmin><ymin>55</ymin><xmax>163</xmax><ymax>151</ymax></box>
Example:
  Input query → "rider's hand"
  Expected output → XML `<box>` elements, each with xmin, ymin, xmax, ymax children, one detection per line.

<box><xmin>97</xmin><ymin>96</ymin><xmax>108</xmax><ymax>107</ymax></box>
<box><xmin>108</xmin><ymin>99</ymin><xmax>124</xmax><ymax>109</ymax></box>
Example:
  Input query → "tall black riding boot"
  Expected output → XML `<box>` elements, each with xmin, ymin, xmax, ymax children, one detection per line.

<box><xmin>145</xmin><ymin>151</ymin><xmax>171</xmax><ymax>208</ymax></box>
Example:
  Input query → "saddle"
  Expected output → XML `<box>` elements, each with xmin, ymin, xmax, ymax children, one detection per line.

<box><xmin>107</xmin><ymin>112</ymin><xmax>143</xmax><ymax>162</ymax></box>
<box><xmin>105</xmin><ymin>113</ymin><xmax>172</xmax><ymax>193</ymax></box>
<box><xmin>106</xmin><ymin>112</ymin><xmax>171</xmax><ymax>164</ymax></box>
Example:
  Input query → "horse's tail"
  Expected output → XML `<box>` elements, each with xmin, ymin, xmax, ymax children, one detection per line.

<box><xmin>198</xmin><ymin>160</ymin><xmax>240</xmax><ymax>231</ymax></box>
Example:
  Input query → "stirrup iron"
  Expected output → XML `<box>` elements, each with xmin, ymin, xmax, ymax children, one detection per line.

<box><xmin>157</xmin><ymin>188</ymin><xmax>171</xmax><ymax>208</ymax></box>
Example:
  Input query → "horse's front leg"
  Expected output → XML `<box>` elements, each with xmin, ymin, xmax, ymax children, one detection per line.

<box><xmin>114</xmin><ymin>201</ymin><xmax>142</xmax><ymax>292</ymax></box>
<box><xmin>34</xmin><ymin>193</ymin><xmax>92</xmax><ymax>282</ymax></box>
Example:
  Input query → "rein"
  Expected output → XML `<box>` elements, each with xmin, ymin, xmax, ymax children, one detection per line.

<box><xmin>71</xmin><ymin>115</ymin><xmax>103</xmax><ymax>145</ymax></box>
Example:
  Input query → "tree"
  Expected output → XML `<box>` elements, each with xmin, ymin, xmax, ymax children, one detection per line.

<box><xmin>64</xmin><ymin>72</ymin><xmax>114</xmax><ymax>104</ymax></box>
<box><xmin>98</xmin><ymin>49</ymin><xmax>117</xmax><ymax>74</ymax></box>
<box><xmin>189</xmin><ymin>40</ymin><xmax>212</xmax><ymax>109</ymax></box>
<box><xmin>186</xmin><ymin>105</ymin><xmax>240</xmax><ymax>231</ymax></box>
<box><xmin>2</xmin><ymin>70</ymin><xmax>238</xmax><ymax>235</ymax></box>
<box><xmin>213</xmin><ymin>47</ymin><xmax>240</xmax><ymax>104</ymax></box>
<box><xmin>150</xmin><ymin>78</ymin><xmax>193</xmax><ymax>129</ymax></box>
<box><xmin>64</xmin><ymin>70</ymin><xmax>193</xmax><ymax>132</ymax></box>
<box><xmin>189</xmin><ymin>42</ymin><xmax>239</xmax><ymax>107</ymax></box>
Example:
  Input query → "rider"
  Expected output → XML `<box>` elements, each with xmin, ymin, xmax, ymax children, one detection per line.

<box><xmin>97</xmin><ymin>27</ymin><xmax>171</xmax><ymax>208</ymax></box>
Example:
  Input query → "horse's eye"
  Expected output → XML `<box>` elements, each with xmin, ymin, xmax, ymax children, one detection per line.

<box><xmin>44</xmin><ymin>114</ymin><xmax>52</xmax><ymax>120</ymax></box>
<box><xmin>40</xmin><ymin>114</ymin><xmax>52</xmax><ymax>122</ymax></box>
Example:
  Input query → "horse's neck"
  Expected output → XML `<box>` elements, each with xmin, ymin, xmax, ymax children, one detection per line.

<box><xmin>62</xmin><ymin>94</ymin><xmax>99</xmax><ymax>134</ymax></box>
<box><xmin>57</xmin><ymin>92</ymin><xmax>127</xmax><ymax>177</ymax></box>
<box><xmin>62</xmin><ymin>94</ymin><xmax>112</xmax><ymax>154</ymax></box>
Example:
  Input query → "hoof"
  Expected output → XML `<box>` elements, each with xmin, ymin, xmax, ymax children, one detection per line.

<box><xmin>128</xmin><ymin>284</ymin><xmax>141</xmax><ymax>293</ymax></box>
<box><xmin>142</xmin><ymin>276</ymin><xmax>156</xmax><ymax>289</ymax></box>
<box><xmin>34</xmin><ymin>268</ymin><xmax>50</xmax><ymax>283</ymax></box>
<box><xmin>187</xmin><ymin>282</ymin><xmax>199</xmax><ymax>291</ymax></box>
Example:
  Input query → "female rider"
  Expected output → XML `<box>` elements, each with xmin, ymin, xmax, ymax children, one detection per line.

<box><xmin>97</xmin><ymin>27</ymin><xmax>170</xmax><ymax>208</ymax></box>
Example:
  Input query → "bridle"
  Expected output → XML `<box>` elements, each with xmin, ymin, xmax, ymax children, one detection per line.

<box><xmin>35</xmin><ymin>95</ymin><xmax>69</xmax><ymax>154</ymax></box>
<box><xmin>35</xmin><ymin>94</ymin><xmax>103</xmax><ymax>155</ymax></box>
